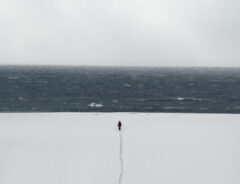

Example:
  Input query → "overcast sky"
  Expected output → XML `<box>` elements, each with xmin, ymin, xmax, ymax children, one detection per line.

<box><xmin>0</xmin><ymin>0</ymin><xmax>239</xmax><ymax>67</ymax></box>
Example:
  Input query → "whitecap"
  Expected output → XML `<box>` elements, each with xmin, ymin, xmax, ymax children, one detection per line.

<box><xmin>172</xmin><ymin>97</ymin><xmax>203</xmax><ymax>101</ymax></box>
<box><xmin>199</xmin><ymin>107</ymin><xmax>209</xmax><ymax>110</ymax></box>
<box><xmin>188</xmin><ymin>98</ymin><xmax>203</xmax><ymax>101</ymax></box>
<box><xmin>136</xmin><ymin>99</ymin><xmax>146</xmax><ymax>102</ymax></box>
<box><xmin>88</xmin><ymin>103</ymin><xmax>103</xmax><ymax>108</ymax></box>
<box><xmin>172</xmin><ymin>97</ymin><xmax>185</xmax><ymax>101</ymax></box>
<box><xmin>164</xmin><ymin>106</ymin><xmax>185</xmax><ymax>110</ymax></box>
<box><xmin>8</xmin><ymin>76</ymin><xmax>19</xmax><ymax>80</ymax></box>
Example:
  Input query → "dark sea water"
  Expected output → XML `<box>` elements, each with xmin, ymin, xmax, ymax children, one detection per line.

<box><xmin>0</xmin><ymin>66</ymin><xmax>240</xmax><ymax>113</ymax></box>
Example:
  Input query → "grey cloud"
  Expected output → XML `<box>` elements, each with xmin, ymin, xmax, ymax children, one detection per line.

<box><xmin>0</xmin><ymin>0</ymin><xmax>239</xmax><ymax>66</ymax></box>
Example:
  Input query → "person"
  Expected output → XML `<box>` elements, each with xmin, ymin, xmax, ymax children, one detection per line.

<box><xmin>118</xmin><ymin>121</ymin><xmax>122</xmax><ymax>131</ymax></box>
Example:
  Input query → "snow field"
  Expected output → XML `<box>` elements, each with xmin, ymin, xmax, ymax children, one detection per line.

<box><xmin>0</xmin><ymin>113</ymin><xmax>240</xmax><ymax>184</ymax></box>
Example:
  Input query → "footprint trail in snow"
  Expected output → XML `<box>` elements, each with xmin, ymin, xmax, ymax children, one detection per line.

<box><xmin>119</xmin><ymin>131</ymin><xmax>123</xmax><ymax>184</ymax></box>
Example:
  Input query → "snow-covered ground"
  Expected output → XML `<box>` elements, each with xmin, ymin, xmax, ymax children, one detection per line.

<box><xmin>0</xmin><ymin>113</ymin><xmax>240</xmax><ymax>184</ymax></box>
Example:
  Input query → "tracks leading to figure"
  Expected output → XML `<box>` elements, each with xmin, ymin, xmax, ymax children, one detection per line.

<box><xmin>119</xmin><ymin>131</ymin><xmax>123</xmax><ymax>184</ymax></box>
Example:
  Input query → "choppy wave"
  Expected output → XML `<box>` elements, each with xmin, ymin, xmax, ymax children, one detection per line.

<box><xmin>0</xmin><ymin>66</ymin><xmax>240</xmax><ymax>113</ymax></box>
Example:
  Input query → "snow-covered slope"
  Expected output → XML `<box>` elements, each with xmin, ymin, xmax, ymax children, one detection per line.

<box><xmin>0</xmin><ymin>113</ymin><xmax>240</xmax><ymax>184</ymax></box>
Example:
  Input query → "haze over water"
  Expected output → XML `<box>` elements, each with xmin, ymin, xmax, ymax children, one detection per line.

<box><xmin>0</xmin><ymin>66</ymin><xmax>240</xmax><ymax>113</ymax></box>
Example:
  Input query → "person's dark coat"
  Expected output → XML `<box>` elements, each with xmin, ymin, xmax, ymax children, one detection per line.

<box><xmin>118</xmin><ymin>121</ymin><xmax>122</xmax><ymax>131</ymax></box>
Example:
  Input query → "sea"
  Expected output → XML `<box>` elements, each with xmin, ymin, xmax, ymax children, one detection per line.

<box><xmin>0</xmin><ymin>66</ymin><xmax>240</xmax><ymax>113</ymax></box>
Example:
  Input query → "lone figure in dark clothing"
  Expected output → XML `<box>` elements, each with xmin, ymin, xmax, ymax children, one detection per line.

<box><xmin>118</xmin><ymin>121</ymin><xmax>122</xmax><ymax>131</ymax></box>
